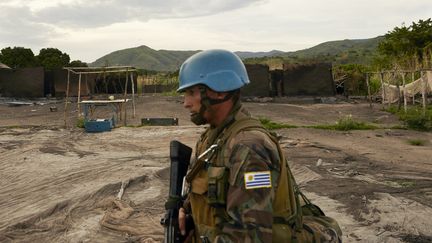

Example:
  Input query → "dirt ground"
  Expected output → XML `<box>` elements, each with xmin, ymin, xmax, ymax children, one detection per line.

<box><xmin>0</xmin><ymin>95</ymin><xmax>431</xmax><ymax>243</ymax></box>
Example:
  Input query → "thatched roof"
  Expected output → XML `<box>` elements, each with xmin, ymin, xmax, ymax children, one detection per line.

<box><xmin>0</xmin><ymin>62</ymin><xmax>11</xmax><ymax>69</ymax></box>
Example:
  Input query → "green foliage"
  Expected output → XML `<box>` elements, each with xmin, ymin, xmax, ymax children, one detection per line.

<box><xmin>385</xmin><ymin>105</ymin><xmax>432</xmax><ymax>131</ymax></box>
<box><xmin>385</xmin><ymin>180</ymin><xmax>416</xmax><ymax>188</ymax></box>
<box><xmin>407</xmin><ymin>139</ymin><xmax>427</xmax><ymax>146</ymax></box>
<box><xmin>67</xmin><ymin>60</ymin><xmax>88</xmax><ymax>67</ymax></box>
<box><xmin>0</xmin><ymin>47</ymin><xmax>39</xmax><ymax>68</ymax></box>
<box><xmin>37</xmin><ymin>48</ymin><xmax>70</xmax><ymax>70</ymax></box>
<box><xmin>333</xmin><ymin>64</ymin><xmax>374</xmax><ymax>95</ymax></box>
<box><xmin>76</xmin><ymin>117</ymin><xmax>85</xmax><ymax>128</ymax></box>
<box><xmin>311</xmin><ymin>115</ymin><xmax>378</xmax><ymax>131</ymax></box>
<box><xmin>376</xmin><ymin>18</ymin><xmax>432</xmax><ymax>69</ymax></box>
<box><xmin>259</xmin><ymin>117</ymin><xmax>297</xmax><ymax>130</ymax></box>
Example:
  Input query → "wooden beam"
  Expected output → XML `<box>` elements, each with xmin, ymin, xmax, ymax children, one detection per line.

<box><xmin>365</xmin><ymin>73</ymin><xmax>372</xmax><ymax>108</ymax></box>
<box><xmin>77</xmin><ymin>73</ymin><xmax>82</xmax><ymax>116</ymax></box>
<box><xmin>64</xmin><ymin>70</ymin><xmax>71</xmax><ymax>128</ymax></box>
<box><xmin>123</xmin><ymin>68</ymin><xmax>129</xmax><ymax>126</ymax></box>
<box><xmin>421</xmin><ymin>71</ymin><xmax>427</xmax><ymax>115</ymax></box>
<box><xmin>130</xmin><ymin>72</ymin><xmax>136</xmax><ymax>118</ymax></box>
<box><xmin>380</xmin><ymin>72</ymin><xmax>386</xmax><ymax>108</ymax></box>
<box><xmin>401</xmin><ymin>72</ymin><xmax>407</xmax><ymax>112</ymax></box>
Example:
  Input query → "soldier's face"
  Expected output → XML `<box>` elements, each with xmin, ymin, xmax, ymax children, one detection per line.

<box><xmin>183</xmin><ymin>86</ymin><xmax>225</xmax><ymax>125</ymax></box>
<box><xmin>183</xmin><ymin>86</ymin><xmax>202</xmax><ymax>116</ymax></box>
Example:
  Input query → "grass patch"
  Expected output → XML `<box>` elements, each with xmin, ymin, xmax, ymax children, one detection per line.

<box><xmin>259</xmin><ymin>117</ymin><xmax>297</xmax><ymax>130</ymax></box>
<box><xmin>407</xmin><ymin>139</ymin><xmax>427</xmax><ymax>146</ymax></box>
<box><xmin>310</xmin><ymin>115</ymin><xmax>378</xmax><ymax>131</ymax></box>
<box><xmin>76</xmin><ymin>117</ymin><xmax>85</xmax><ymax>128</ymax></box>
<box><xmin>385</xmin><ymin>180</ymin><xmax>416</xmax><ymax>188</ymax></box>
<box><xmin>385</xmin><ymin>105</ymin><xmax>432</xmax><ymax>131</ymax></box>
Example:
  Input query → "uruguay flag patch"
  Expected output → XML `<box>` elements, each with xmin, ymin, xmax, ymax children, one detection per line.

<box><xmin>244</xmin><ymin>171</ymin><xmax>272</xmax><ymax>189</ymax></box>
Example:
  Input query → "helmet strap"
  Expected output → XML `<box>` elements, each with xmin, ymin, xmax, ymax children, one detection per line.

<box><xmin>189</xmin><ymin>87</ymin><xmax>210</xmax><ymax>125</ymax></box>
<box><xmin>190</xmin><ymin>86</ymin><xmax>234</xmax><ymax>125</ymax></box>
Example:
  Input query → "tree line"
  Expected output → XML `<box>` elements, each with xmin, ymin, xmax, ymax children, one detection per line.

<box><xmin>0</xmin><ymin>47</ymin><xmax>87</xmax><ymax>70</ymax></box>
<box><xmin>374</xmin><ymin>18</ymin><xmax>432</xmax><ymax>70</ymax></box>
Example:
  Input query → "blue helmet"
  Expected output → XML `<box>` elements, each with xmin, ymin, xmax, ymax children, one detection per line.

<box><xmin>177</xmin><ymin>49</ymin><xmax>250</xmax><ymax>92</ymax></box>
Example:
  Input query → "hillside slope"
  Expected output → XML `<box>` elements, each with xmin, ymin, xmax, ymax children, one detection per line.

<box><xmin>90</xmin><ymin>45</ymin><xmax>199</xmax><ymax>71</ymax></box>
<box><xmin>90</xmin><ymin>37</ymin><xmax>383</xmax><ymax>71</ymax></box>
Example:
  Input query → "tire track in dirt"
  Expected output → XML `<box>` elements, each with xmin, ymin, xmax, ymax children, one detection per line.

<box><xmin>277</xmin><ymin>130</ymin><xmax>432</xmax><ymax>242</ymax></box>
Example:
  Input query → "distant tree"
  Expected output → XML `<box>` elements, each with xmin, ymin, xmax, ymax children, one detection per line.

<box><xmin>37</xmin><ymin>48</ymin><xmax>70</xmax><ymax>70</ymax></box>
<box><xmin>377</xmin><ymin>18</ymin><xmax>432</xmax><ymax>69</ymax></box>
<box><xmin>67</xmin><ymin>60</ymin><xmax>88</xmax><ymax>67</ymax></box>
<box><xmin>0</xmin><ymin>47</ymin><xmax>39</xmax><ymax>68</ymax></box>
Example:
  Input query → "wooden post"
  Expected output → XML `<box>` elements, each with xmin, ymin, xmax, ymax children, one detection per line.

<box><xmin>380</xmin><ymin>72</ymin><xmax>386</xmax><ymax>108</ymax></box>
<box><xmin>104</xmin><ymin>70</ymin><xmax>108</xmax><ymax>94</ymax></box>
<box><xmin>421</xmin><ymin>70</ymin><xmax>427</xmax><ymax>115</ymax></box>
<box><xmin>402</xmin><ymin>72</ymin><xmax>407</xmax><ymax>112</ymax></box>
<box><xmin>396</xmin><ymin>72</ymin><xmax>401</xmax><ymax>110</ymax></box>
<box><xmin>77</xmin><ymin>73</ymin><xmax>82</xmax><ymax>116</ymax></box>
<box><xmin>365</xmin><ymin>73</ymin><xmax>372</xmax><ymax>108</ymax></box>
<box><xmin>412</xmin><ymin>72</ymin><xmax>416</xmax><ymax>105</ymax></box>
<box><xmin>130</xmin><ymin>72</ymin><xmax>136</xmax><ymax>118</ymax></box>
<box><xmin>85</xmin><ymin>73</ymin><xmax>89</xmax><ymax>95</ymax></box>
<box><xmin>119</xmin><ymin>73</ymin><xmax>124</xmax><ymax>93</ymax></box>
<box><xmin>64</xmin><ymin>70</ymin><xmax>71</xmax><ymax>128</ymax></box>
<box><xmin>123</xmin><ymin>68</ymin><xmax>129</xmax><ymax>126</ymax></box>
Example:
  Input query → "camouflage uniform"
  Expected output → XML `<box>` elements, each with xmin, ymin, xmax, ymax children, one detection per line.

<box><xmin>184</xmin><ymin>102</ymin><xmax>291</xmax><ymax>242</ymax></box>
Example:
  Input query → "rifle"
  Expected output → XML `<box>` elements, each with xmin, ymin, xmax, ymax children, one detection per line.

<box><xmin>161</xmin><ymin>140</ymin><xmax>193</xmax><ymax>243</ymax></box>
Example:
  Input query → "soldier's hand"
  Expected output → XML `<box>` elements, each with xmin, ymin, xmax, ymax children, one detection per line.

<box><xmin>179</xmin><ymin>207</ymin><xmax>186</xmax><ymax>235</ymax></box>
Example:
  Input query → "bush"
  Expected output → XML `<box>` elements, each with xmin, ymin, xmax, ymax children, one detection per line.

<box><xmin>386</xmin><ymin>105</ymin><xmax>432</xmax><ymax>131</ymax></box>
<box><xmin>76</xmin><ymin>117</ymin><xmax>85</xmax><ymax>128</ymax></box>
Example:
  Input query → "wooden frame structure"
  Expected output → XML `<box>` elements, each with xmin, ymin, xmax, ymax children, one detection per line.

<box><xmin>365</xmin><ymin>68</ymin><xmax>432</xmax><ymax>114</ymax></box>
<box><xmin>63</xmin><ymin>66</ymin><xmax>137</xmax><ymax>128</ymax></box>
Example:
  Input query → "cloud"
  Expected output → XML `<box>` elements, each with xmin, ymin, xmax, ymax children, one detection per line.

<box><xmin>0</xmin><ymin>0</ymin><xmax>262</xmax><ymax>54</ymax></box>
<box><xmin>32</xmin><ymin>0</ymin><xmax>263</xmax><ymax>28</ymax></box>
<box><xmin>0</xmin><ymin>5</ymin><xmax>58</xmax><ymax>48</ymax></box>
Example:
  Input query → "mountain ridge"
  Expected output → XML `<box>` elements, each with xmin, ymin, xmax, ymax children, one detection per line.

<box><xmin>90</xmin><ymin>37</ymin><xmax>383</xmax><ymax>71</ymax></box>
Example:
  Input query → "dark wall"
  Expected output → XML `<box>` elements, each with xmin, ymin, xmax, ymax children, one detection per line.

<box><xmin>0</xmin><ymin>67</ymin><xmax>45</xmax><ymax>97</ymax></box>
<box><xmin>243</xmin><ymin>64</ymin><xmax>270</xmax><ymax>97</ymax></box>
<box><xmin>282</xmin><ymin>63</ymin><xmax>335</xmax><ymax>96</ymax></box>
<box><xmin>52</xmin><ymin>69</ymin><xmax>96</xmax><ymax>97</ymax></box>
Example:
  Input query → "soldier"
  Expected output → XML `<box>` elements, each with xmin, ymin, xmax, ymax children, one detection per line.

<box><xmin>177</xmin><ymin>49</ymin><xmax>340</xmax><ymax>243</ymax></box>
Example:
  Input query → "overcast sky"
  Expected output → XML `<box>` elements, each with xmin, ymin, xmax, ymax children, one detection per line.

<box><xmin>0</xmin><ymin>0</ymin><xmax>430</xmax><ymax>63</ymax></box>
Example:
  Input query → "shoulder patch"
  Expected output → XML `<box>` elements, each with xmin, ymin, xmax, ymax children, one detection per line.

<box><xmin>244</xmin><ymin>171</ymin><xmax>271</xmax><ymax>189</ymax></box>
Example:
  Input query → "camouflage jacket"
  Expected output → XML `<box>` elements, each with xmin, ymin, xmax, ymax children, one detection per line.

<box><xmin>185</xmin><ymin>102</ymin><xmax>282</xmax><ymax>243</ymax></box>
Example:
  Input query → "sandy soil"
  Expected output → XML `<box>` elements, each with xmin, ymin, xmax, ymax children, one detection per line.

<box><xmin>0</xmin><ymin>95</ymin><xmax>431</xmax><ymax>242</ymax></box>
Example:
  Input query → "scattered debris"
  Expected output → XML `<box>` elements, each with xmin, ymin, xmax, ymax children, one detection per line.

<box><xmin>316</xmin><ymin>158</ymin><xmax>323</xmax><ymax>167</ymax></box>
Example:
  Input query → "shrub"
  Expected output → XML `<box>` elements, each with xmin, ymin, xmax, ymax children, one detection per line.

<box><xmin>386</xmin><ymin>105</ymin><xmax>432</xmax><ymax>131</ymax></box>
<box><xmin>76</xmin><ymin>117</ymin><xmax>85</xmax><ymax>128</ymax></box>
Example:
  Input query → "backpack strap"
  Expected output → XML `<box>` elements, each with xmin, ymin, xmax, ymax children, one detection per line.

<box><xmin>214</xmin><ymin>117</ymin><xmax>304</xmax><ymax>241</ymax></box>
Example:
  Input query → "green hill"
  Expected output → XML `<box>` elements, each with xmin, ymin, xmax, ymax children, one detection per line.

<box><xmin>284</xmin><ymin>36</ymin><xmax>384</xmax><ymax>64</ymax></box>
<box><xmin>90</xmin><ymin>37</ymin><xmax>383</xmax><ymax>71</ymax></box>
<box><xmin>90</xmin><ymin>45</ymin><xmax>199</xmax><ymax>71</ymax></box>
